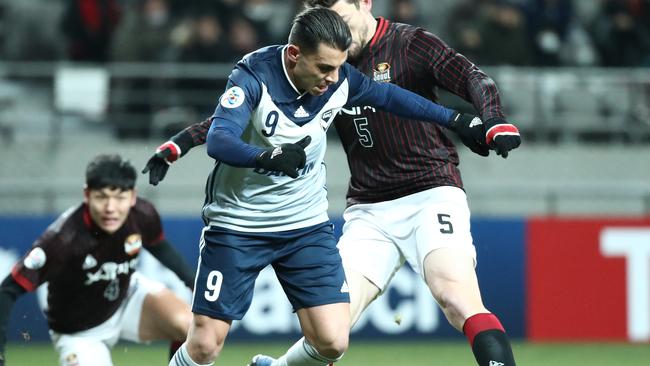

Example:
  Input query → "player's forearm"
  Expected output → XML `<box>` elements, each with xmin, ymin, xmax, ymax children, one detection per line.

<box><xmin>467</xmin><ymin>73</ymin><xmax>505</xmax><ymax>122</ymax></box>
<box><xmin>183</xmin><ymin>118</ymin><xmax>213</xmax><ymax>148</ymax></box>
<box><xmin>147</xmin><ymin>240</ymin><xmax>195</xmax><ymax>289</ymax></box>
<box><xmin>207</xmin><ymin>120</ymin><xmax>263</xmax><ymax>167</ymax></box>
<box><xmin>0</xmin><ymin>275</ymin><xmax>26</xmax><ymax>355</ymax></box>
<box><xmin>379</xmin><ymin>83</ymin><xmax>455</xmax><ymax>126</ymax></box>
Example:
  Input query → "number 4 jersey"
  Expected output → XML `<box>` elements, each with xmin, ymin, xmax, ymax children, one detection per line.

<box><xmin>10</xmin><ymin>199</ymin><xmax>164</xmax><ymax>333</ymax></box>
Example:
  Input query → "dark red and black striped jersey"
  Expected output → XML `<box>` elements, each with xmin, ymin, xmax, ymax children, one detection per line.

<box><xmin>11</xmin><ymin>199</ymin><xmax>164</xmax><ymax>333</ymax></box>
<box><xmin>336</xmin><ymin>17</ymin><xmax>505</xmax><ymax>205</ymax></box>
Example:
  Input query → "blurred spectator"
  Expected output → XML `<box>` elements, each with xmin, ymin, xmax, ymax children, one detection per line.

<box><xmin>177</xmin><ymin>13</ymin><xmax>234</xmax><ymax>63</ymax></box>
<box><xmin>446</xmin><ymin>0</ymin><xmax>486</xmax><ymax>63</ymax></box>
<box><xmin>448</xmin><ymin>0</ymin><xmax>533</xmax><ymax>66</ymax></box>
<box><xmin>61</xmin><ymin>0</ymin><xmax>122</xmax><ymax>62</ymax></box>
<box><xmin>0</xmin><ymin>0</ymin><xmax>65</xmax><ymax>61</ymax></box>
<box><xmin>390</xmin><ymin>0</ymin><xmax>423</xmax><ymax>26</ymax></box>
<box><xmin>228</xmin><ymin>15</ymin><xmax>262</xmax><ymax>57</ymax></box>
<box><xmin>521</xmin><ymin>0</ymin><xmax>575</xmax><ymax>66</ymax></box>
<box><xmin>243</xmin><ymin>0</ymin><xmax>277</xmax><ymax>43</ymax></box>
<box><xmin>111</xmin><ymin>0</ymin><xmax>176</xmax><ymax>62</ymax></box>
<box><xmin>110</xmin><ymin>0</ymin><xmax>178</xmax><ymax>139</ymax></box>
<box><xmin>480</xmin><ymin>2</ymin><xmax>533</xmax><ymax>66</ymax></box>
<box><xmin>590</xmin><ymin>0</ymin><xmax>650</xmax><ymax>66</ymax></box>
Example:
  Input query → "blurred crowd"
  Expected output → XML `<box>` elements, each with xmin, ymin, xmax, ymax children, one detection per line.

<box><xmin>1</xmin><ymin>0</ymin><xmax>649</xmax><ymax>68</ymax></box>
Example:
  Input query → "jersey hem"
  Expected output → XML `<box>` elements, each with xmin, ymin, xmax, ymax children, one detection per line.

<box><xmin>208</xmin><ymin>213</ymin><xmax>329</xmax><ymax>232</ymax></box>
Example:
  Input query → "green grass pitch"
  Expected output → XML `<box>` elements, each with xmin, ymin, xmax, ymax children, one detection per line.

<box><xmin>6</xmin><ymin>340</ymin><xmax>650</xmax><ymax>365</ymax></box>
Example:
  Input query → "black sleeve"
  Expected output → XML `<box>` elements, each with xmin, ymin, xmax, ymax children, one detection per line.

<box><xmin>174</xmin><ymin>118</ymin><xmax>213</xmax><ymax>154</ymax></box>
<box><xmin>146</xmin><ymin>239</ymin><xmax>195</xmax><ymax>289</ymax></box>
<box><xmin>0</xmin><ymin>275</ymin><xmax>27</xmax><ymax>355</ymax></box>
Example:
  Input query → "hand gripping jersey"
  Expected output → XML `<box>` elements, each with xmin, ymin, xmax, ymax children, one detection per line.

<box><xmin>202</xmin><ymin>45</ymin><xmax>454</xmax><ymax>232</ymax></box>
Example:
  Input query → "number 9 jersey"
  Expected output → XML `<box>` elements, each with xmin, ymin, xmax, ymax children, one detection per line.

<box><xmin>202</xmin><ymin>45</ymin><xmax>396</xmax><ymax>233</ymax></box>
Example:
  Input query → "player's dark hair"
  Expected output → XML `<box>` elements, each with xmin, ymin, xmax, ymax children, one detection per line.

<box><xmin>86</xmin><ymin>154</ymin><xmax>137</xmax><ymax>191</ymax></box>
<box><xmin>304</xmin><ymin>0</ymin><xmax>360</xmax><ymax>9</ymax></box>
<box><xmin>289</xmin><ymin>7</ymin><xmax>352</xmax><ymax>54</ymax></box>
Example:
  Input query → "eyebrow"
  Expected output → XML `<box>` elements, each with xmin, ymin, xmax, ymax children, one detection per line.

<box><xmin>318</xmin><ymin>63</ymin><xmax>336</xmax><ymax>72</ymax></box>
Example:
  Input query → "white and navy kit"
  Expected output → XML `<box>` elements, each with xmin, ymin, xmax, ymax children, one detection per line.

<box><xmin>192</xmin><ymin>45</ymin><xmax>455</xmax><ymax>320</ymax></box>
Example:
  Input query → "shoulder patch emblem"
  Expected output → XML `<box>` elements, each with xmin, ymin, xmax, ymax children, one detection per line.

<box><xmin>24</xmin><ymin>247</ymin><xmax>46</xmax><ymax>270</ymax></box>
<box><xmin>124</xmin><ymin>234</ymin><xmax>142</xmax><ymax>256</ymax></box>
<box><xmin>373</xmin><ymin>62</ymin><xmax>391</xmax><ymax>83</ymax></box>
<box><xmin>220</xmin><ymin>86</ymin><xmax>245</xmax><ymax>108</ymax></box>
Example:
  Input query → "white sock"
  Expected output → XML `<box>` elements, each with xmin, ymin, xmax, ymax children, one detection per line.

<box><xmin>272</xmin><ymin>337</ymin><xmax>342</xmax><ymax>366</ymax></box>
<box><xmin>169</xmin><ymin>342</ymin><xmax>214</xmax><ymax>366</ymax></box>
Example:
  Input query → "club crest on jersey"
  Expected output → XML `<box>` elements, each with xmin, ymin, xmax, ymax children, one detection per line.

<box><xmin>24</xmin><ymin>247</ymin><xmax>46</xmax><ymax>270</ymax></box>
<box><xmin>64</xmin><ymin>353</ymin><xmax>80</xmax><ymax>366</ymax></box>
<box><xmin>124</xmin><ymin>234</ymin><xmax>142</xmax><ymax>255</ymax></box>
<box><xmin>220</xmin><ymin>86</ymin><xmax>245</xmax><ymax>108</ymax></box>
<box><xmin>320</xmin><ymin>109</ymin><xmax>335</xmax><ymax>131</ymax></box>
<box><xmin>373</xmin><ymin>62</ymin><xmax>391</xmax><ymax>83</ymax></box>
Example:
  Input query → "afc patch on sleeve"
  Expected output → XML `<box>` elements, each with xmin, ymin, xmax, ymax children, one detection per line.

<box><xmin>220</xmin><ymin>86</ymin><xmax>245</xmax><ymax>108</ymax></box>
<box><xmin>24</xmin><ymin>247</ymin><xmax>46</xmax><ymax>270</ymax></box>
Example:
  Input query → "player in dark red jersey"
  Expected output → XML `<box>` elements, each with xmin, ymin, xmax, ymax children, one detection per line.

<box><xmin>0</xmin><ymin>154</ymin><xmax>194</xmax><ymax>366</ymax></box>
<box><xmin>143</xmin><ymin>2</ymin><xmax>521</xmax><ymax>365</ymax></box>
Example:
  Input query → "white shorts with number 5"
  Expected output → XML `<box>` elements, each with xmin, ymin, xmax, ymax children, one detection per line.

<box><xmin>337</xmin><ymin>186</ymin><xmax>477</xmax><ymax>292</ymax></box>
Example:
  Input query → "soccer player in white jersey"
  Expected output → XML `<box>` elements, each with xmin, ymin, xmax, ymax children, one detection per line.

<box><xmin>167</xmin><ymin>7</ymin><xmax>489</xmax><ymax>366</ymax></box>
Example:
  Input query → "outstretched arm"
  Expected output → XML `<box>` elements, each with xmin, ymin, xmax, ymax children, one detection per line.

<box><xmin>0</xmin><ymin>275</ymin><xmax>28</xmax><ymax>366</ymax></box>
<box><xmin>346</xmin><ymin>64</ymin><xmax>520</xmax><ymax>158</ymax></box>
<box><xmin>408</xmin><ymin>29</ymin><xmax>520</xmax><ymax>157</ymax></box>
<box><xmin>142</xmin><ymin>118</ymin><xmax>213</xmax><ymax>186</ymax></box>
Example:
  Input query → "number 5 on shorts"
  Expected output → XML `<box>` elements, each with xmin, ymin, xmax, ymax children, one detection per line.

<box><xmin>437</xmin><ymin>213</ymin><xmax>454</xmax><ymax>234</ymax></box>
<box><xmin>204</xmin><ymin>270</ymin><xmax>224</xmax><ymax>302</ymax></box>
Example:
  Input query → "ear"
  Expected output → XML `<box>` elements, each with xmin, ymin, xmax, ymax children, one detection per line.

<box><xmin>83</xmin><ymin>186</ymin><xmax>90</xmax><ymax>204</ymax></box>
<box><xmin>286</xmin><ymin>44</ymin><xmax>301</xmax><ymax>63</ymax></box>
<box><xmin>361</xmin><ymin>0</ymin><xmax>373</xmax><ymax>11</ymax></box>
<box><xmin>130</xmin><ymin>189</ymin><xmax>137</xmax><ymax>207</ymax></box>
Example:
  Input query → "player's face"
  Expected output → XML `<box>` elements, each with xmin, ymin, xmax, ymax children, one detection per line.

<box><xmin>331</xmin><ymin>0</ymin><xmax>373</xmax><ymax>59</ymax></box>
<box><xmin>84</xmin><ymin>187</ymin><xmax>136</xmax><ymax>234</ymax></box>
<box><xmin>294</xmin><ymin>43</ymin><xmax>347</xmax><ymax>96</ymax></box>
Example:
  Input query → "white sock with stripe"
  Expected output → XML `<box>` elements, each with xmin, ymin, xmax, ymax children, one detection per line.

<box><xmin>272</xmin><ymin>337</ymin><xmax>341</xmax><ymax>366</ymax></box>
<box><xmin>169</xmin><ymin>342</ymin><xmax>214</xmax><ymax>366</ymax></box>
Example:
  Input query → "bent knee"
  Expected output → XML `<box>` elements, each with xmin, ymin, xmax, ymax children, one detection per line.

<box><xmin>311</xmin><ymin>333</ymin><xmax>349</xmax><ymax>358</ymax></box>
<box><xmin>187</xmin><ymin>337</ymin><xmax>223</xmax><ymax>362</ymax></box>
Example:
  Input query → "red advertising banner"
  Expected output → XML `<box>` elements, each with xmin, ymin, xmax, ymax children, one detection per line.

<box><xmin>527</xmin><ymin>218</ymin><xmax>650</xmax><ymax>342</ymax></box>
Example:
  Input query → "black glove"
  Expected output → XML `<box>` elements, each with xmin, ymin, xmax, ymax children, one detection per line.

<box><xmin>449</xmin><ymin>113</ymin><xmax>490</xmax><ymax>157</ymax></box>
<box><xmin>255</xmin><ymin>136</ymin><xmax>311</xmax><ymax>178</ymax></box>
<box><xmin>142</xmin><ymin>131</ymin><xmax>194</xmax><ymax>186</ymax></box>
<box><xmin>484</xmin><ymin>118</ymin><xmax>521</xmax><ymax>158</ymax></box>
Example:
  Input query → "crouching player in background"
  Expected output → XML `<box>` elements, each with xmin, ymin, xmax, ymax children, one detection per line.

<box><xmin>0</xmin><ymin>154</ymin><xmax>194</xmax><ymax>366</ymax></box>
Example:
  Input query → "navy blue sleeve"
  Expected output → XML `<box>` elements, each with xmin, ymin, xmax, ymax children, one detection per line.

<box><xmin>207</xmin><ymin>65</ymin><xmax>266</xmax><ymax>167</ymax></box>
<box><xmin>344</xmin><ymin>63</ymin><xmax>456</xmax><ymax>127</ymax></box>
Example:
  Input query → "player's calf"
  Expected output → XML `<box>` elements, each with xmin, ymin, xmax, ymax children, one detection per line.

<box><xmin>463</xmin><ymin>313</ymin><xmax>516</xmax><ymax>366</ymax></box>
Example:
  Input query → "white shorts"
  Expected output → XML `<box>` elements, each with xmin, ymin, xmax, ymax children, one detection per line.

<box><xmin>337</xmin><ymin>186</ymin><xmax>477</xmax><ymax>292</ymax></box>
<box><xmin>49</xmin><ymin>272</ymin><xmax>164</xmax><ymax>366</ymax></box>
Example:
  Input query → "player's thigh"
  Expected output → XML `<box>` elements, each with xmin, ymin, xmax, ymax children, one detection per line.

<box><xmin>191</xmin><ymin>226</ymin><xmax>270</xmax><ymax>321</ymax></box>
<box><xmin>138</xmin><ymin>287</ymin><xmax>191</xmax><ymax>341</ymax></box>
<box><xmin>338</xmin><ymin>205</ymin><xmax>404</xmax><ymax>292</ymax></box>
<box><xmin>344</xmin><ymin>267</ymin><xmax>381</xmax><ymax>326</ymax></box>
<box><xmin>273</xmin><ymin>222</ymin><xmax>349</xmax><ymax>311</ymax></box>
<box><xmin>117</xmin><ymin>272</ymin><xmax>168</xmax><ymax>342</ymax></box>
<box><xmin>52</xmin><ymin>334</ymin><xmax>112</xmax><ymax>366</ymax></box>
<box><xmin>406</xmin><ymin>187</ymin><xmax>477</xmax><ymax>280</ymax></box>
<box><xmin>296</xmin><ymin>302</ymin><xmax>350</xmax><ymax>350</ymax></box>
<box><xmin>423</xmin><ymin>246</ymin><xmax>484</xmax><ymax>311</ymax></box>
